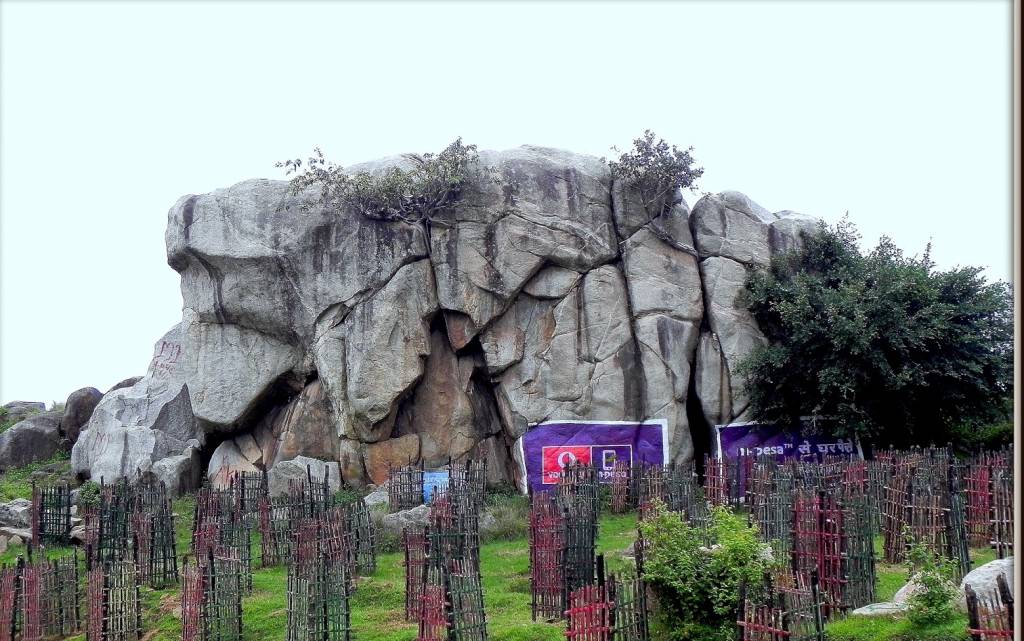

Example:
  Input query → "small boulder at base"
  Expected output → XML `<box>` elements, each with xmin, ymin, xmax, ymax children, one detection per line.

<box><xmin>62</xmin><ymin>387</ymin><xmax>103</xmax><ymax>443</ymax></box>
<box><xmin>0</xmin><ymin>410</ymin><xmax>65</xmax><ymax>471</ymax></box>
<box><xmin>0</xmin><ymin>498</ymin><xmax>32</xmax><ymax>529</ymax></box>
<box><xmin>362</xmin><ymin>485</ymin><xmax>389</xmax><ymax>509</ymax></box>
<box><xmin>851</xmin><ymin>602</ymin><xmax>908</xmax><ymax>617</ymax></box>
<box><xmin>380</xmin><ymin>504</ymin><xmax>429</xmax><ymax>536</ymax></box>
<box><xmin>149</xmin><ymin>445</ymin><xmax>202</xmax><ymax>497</ymax></box>
<box><xmin>267</xmin><ymin>456</ymin><xmax>340</xmax><ymax>497</ymax></box>
<box><xmin>959</xmin><ymin>557</ymin><xmax>1014</xmax><ymax>611</ymax></box>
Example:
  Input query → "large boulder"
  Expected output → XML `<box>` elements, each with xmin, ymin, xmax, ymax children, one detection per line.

<box><xmin>0</xmin><ymin>410</ymin><xmax>65</xmax><ymax>470</ymax></box>
<box><xmin>71</xmin><ymin>324</ymin><xmax>202</xmax><ymax>483</ymax></box>
<box><xmin>61</xmin><ymin>387</ymin><xmax>103</xmax><ymax>443</ymax></box>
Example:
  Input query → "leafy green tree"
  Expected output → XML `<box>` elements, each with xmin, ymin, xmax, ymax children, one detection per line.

<box><xmin>607</xmin><ymin>130</ymin><xmax>703</xmax><ymax>218</ymax></box>
<box><xmin>736</xmin><ymin>220</ymin><xmax>1013</xmax><ymax>448</ymax></box>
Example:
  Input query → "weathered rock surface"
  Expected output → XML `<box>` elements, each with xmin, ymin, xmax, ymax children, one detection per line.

<box><xmin>62</xmin><ymin>386</ymin><xmax>103</xmax><ymax>443</ymax></box>
<box><xmin>66</xmin><ymin>145</ymin><xmax>822</xmax><ymax>488</ymax></box>
<box><xmin>71</xmin><ymin>324</ymin><xmax>202</xmax><ymax>483</ymax></box>
<box><xmin>0</xmin><ymin>410</ymin><xmax>65</xmax><ymax>470</ymax></box>
<box><xmin>364</xmin><ymin>434</ymin><xmax>420</xmax><ymax>485</ymax></box>
<box><xmin>430</xmin><ymin>147</ymin><xmax>618</xmax><ymax>347</ymax></box>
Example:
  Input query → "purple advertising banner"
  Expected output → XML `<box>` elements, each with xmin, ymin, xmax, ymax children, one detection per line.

<box><xmin>515</xmin><ymin>419</ymin><xmax>668</xmax><ymax>495</ymax></box>
<box><xmin>715</xmin><ymin>422</ymin><xmax>861</xmax><ymax>460</ymax></box>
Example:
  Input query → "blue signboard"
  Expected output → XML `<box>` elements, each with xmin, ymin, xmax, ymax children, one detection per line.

<box><xmin>423</xmin><ymin>470</ymin><xmax>450</xmax><ymax>503</ymax></box>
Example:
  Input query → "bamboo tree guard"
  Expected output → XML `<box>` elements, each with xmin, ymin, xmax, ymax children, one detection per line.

<box><xmin>343</xmin><ymin>498</ymin><xmax>377</xmax><ymax>576</ymax></box>
<box><xmin>736</xmin><ymin>571</ymin><xmax>826</xmax><ymax>641</ymax></box>
<box><xmin>529</xmin><ymin>491</ymin><xmax>567</xmax><ymax>622</ymax></box>
<box><xmin>564</xmin><ymin>555</ymin><xmax>611</xmax><ymax>641</ymax></box>
<box><xmin>882</xmin><ymin>465</ymin><xmax>912</xmax><ymax>563</ymax></box>
<box><xmin>0</xmin><ymin>562</ymin><xmax>18</xmax><ymax>641</ymax></box>
<box><xmin>608</xmin><ymin>572</ymin><xmax>650</xmax><ymax>641</ymax></box>
<box><xmin>609</xmin><ymin>461</ymin><xmax>633</xmax><ymax>514</ymax></box>
<box><xmin>30</xmin><ymin>481</ymin><xmax>72</xmax><ymax>545</ymax></box>
<box><xmin>86</xmin><ymin>555</ymin><xmax>142</xmax><ymax>641</ymax></box>
<box><xmin>865</xmin><ymin>459</ymin><xmax>889</xmax><ymax>535</ymax></box>
<box><xmin>446</xmin><ymin>558</ymin><xmax>488</xmax><ymax>641</ymax></box>
<box><xmin>557</xmin><ymin>462</ymin><xmax>600</xmax><ymax>529</ymax></box>
<box><xmin>702</xmin><ymin>454</ymin><xmax>729</xmax><ymax>507</ymax></box>
<box><xmin>965</xmin><ymin>461</ymin><xmax>992</xmax><ymax>547</ymax></box>
<box><xmin>87</xmin><ymin>479</ymin><xmax>137</xmax><ymax>566</ymax></box>
<box><xmin>416</xmin><ymin>563</ymin><xmax>450</xmax><ymax>641</ymax></box>
<box><xmin>965</xmin><ymin>574</ymin><xmax>1014</xmax><ymax>641</ymax></box>
<box><xmin>192</xmin><ymin>514</ymin><xmax>252</xmax><ymax>595</ymax></box>
<box><xmin>404</xmin><ymin>527</ymin><xmax>429</xmax><ymax>623</ymax></box>
<box><xmin>286</xmin><ymin>515</ymin><xmax>354</xmax><ymax>641</ymax></box>
<box><xmin>19</xmin><ymin>549</ymin><xmax>82</xmax><ymax>640</ymax></box>
<box><xmin>229</xmin><ymin>469</ymin><xmax>268</xmax><ymax>526</ymax></box>
<box><xmin>791</xmin><ymin>490</ymin><xmax>874</xmax><ymax>616</ymax></box>
<box><xmin>180</xmin><ymin>549</ymin><xmax>245</xmax><ymax>641</ymax></box>
<box><xmin>449</xmin><ymin>458</ymin><xmax>487</xmax><ymax>509</ymax></box>
<box><xmin>389</xmin><ymin>461</ymin><xmax>425</xmax><ymax>513</ymax></box>
<box><xmin>990</xmin><ymin>467</ymin><xmax>1014</xmax><ymax>559</ymax></box>
<box><xmin>752</xmin><ymin>467</ymin><xmax>795</xmax><ymax>562</ymax></box>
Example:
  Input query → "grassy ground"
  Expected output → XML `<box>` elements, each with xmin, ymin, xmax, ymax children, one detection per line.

<box><xmin>823</xmin><ymin>536</ymin><xmax>997</xmax><ymax>641</ymax></box>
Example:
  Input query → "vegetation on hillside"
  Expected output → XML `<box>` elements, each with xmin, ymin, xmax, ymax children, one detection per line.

<box><xmin>737</xmin><ymin>220</ymin><xmax>1013</xmax><ymax>448</ymax></box>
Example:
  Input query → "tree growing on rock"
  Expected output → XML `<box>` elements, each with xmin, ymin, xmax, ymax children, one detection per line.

<box><xmin>276</xmin><ymin>137</ymin><xmax>487</xmax><ymax>225</ymax></box>
<box><xmin>607</xmin><ymin>129</ymin><xmax>704</xmax><ymax>218</ymax></box>
<box><xmin>736</xmin><ymin>220</ymin><xmax>1013</xmax><ymax>449</ymax></box>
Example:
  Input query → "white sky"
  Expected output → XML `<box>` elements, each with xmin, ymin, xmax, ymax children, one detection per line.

<box><xmin>0</xmin><ymin>0</ymin><xmax>1013</xmax><ymax>406</ymax></box>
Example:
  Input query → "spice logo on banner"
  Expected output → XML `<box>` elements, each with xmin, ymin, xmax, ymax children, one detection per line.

<box><xmin>515</xmin><ymin>420</ymin><xmax>667</xmax><ymax>494</ymax></box>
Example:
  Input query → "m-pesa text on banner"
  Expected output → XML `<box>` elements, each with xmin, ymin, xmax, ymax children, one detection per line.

<box><xmin>714</xmin><ymin>421</ymin><xmax>861</xmax><ymax>460</ymax></box>
<box><xmin>514</xmin><ymin>419</ymin><xmax>668</xmax><ymax>495</ymax></box>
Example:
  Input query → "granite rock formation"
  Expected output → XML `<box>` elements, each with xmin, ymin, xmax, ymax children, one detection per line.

<box><xmin>71</xmin><ymin>145</ymin><xmax>819</xmax><ymax>488</ymax></box>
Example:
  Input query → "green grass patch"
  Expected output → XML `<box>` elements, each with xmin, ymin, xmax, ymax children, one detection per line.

<box><xmin>826</xmin><ymin>614</ymin><xmax>970</xmax><ymax>641</ymax></box>
<box><xmin>0</xmin><ymin>451</ymin><xmax>72</xmax><ymax>502</ymax></box>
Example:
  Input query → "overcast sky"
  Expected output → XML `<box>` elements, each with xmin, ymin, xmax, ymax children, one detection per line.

<box><xmin>0</xmin><ymin>0</ymin><xmax>1013</xmax><ymax>406</ymax></box>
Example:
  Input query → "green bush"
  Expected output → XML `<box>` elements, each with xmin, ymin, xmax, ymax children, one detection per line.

<box><xmin>76</xmin><ymin>480</ymin><xmax>101</xmax><ymax>508</ymax></box>
<box><xmin>904</xmin><ymin>533</ymin><xmax>959</xmax><ymax>626</ymax></box>
<box><xmin>277</xmin><ymin>138</ymin><xmax>488</xmax><ymax>224</ymax></box>
<box><xmin>638</xmin><ymin>501</ymin><xmax>775</xmax><ymax>639</ymax></box>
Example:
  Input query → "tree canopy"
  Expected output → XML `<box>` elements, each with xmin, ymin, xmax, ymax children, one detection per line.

<box><xmin>736</xmin><ymin>220</ymin><xmax>1013</xmax><ymax>449</ymax></box>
